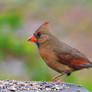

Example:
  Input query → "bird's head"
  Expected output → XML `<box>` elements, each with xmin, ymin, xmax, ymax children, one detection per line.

<box><xmin>28</xmin><ymin>22</ymin><xmax>51</xmax><ymax>48</ymax></box>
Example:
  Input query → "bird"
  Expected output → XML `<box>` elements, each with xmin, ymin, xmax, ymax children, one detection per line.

<box><xmin>28</xmin><ymin>22</ymin><xmax>92</xmax><ymax>82</ymax></box>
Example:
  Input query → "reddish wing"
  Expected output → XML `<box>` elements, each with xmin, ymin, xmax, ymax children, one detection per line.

<box><xmin>54</xmin><ymin>51</ymin><xmax>89</xmax><ymax>70</ymax></box>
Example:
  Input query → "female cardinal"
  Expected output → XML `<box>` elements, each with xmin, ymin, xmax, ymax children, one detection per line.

<box><xmin>28</xmin><ymin>22</ymin><xmax>92</xmax><ymax>82</ymax></box>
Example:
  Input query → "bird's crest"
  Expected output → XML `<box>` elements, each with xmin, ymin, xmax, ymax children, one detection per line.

<box><xmin>35</xmin><ymin>22</ymin><xmax>49</xmax><ymax>33</ymax></box>
<box><xmin>42</xmin><ymin>22</ymin><xmax>49</xmax><ymax>27</ymax></box>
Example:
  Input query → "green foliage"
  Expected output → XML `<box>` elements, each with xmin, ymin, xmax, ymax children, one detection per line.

<box><xmin>0</xmin><ymin>12</ymin><xmax>21</xmax><ymax>29</ymax></box>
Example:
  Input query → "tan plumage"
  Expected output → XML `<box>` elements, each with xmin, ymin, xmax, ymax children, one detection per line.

<box><xmin>28</xmin><ymin>22</ymin><xmax>92</xmax><ymax>82</ymax></box>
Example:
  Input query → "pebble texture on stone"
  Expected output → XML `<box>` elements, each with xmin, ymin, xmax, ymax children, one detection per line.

<box><xmin>0</xmin><ymin>80</ymin><xmax>89</xmax><ymax>92</ymax></box>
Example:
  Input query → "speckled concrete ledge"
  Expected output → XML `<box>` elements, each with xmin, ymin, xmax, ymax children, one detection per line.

<box><xmin>0</xmin><ymin>80</ymin><xmax>89</xmax><ymax>92</ymax></box>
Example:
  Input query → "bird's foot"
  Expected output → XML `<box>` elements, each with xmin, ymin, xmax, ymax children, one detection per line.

<box><xmin>52</xmin><ymin>73</ymin><xmax>70</xmax><ymax>84</ymax></box>
<box><xmin>53</xmin><ymin>80</ymin><xmax>64</xmax><ymax>84</ymax></box>
<box><xmin>52</xmin><ymin>79</ymin><xmax>64</xmax><ymax>84</ymax></box>
<box><xmin>52</xmin><ymin>73</ymin><xmax>64</xmax><ymax>82</ymax></box>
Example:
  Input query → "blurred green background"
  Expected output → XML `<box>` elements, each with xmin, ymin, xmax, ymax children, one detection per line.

<box><xmin>0</xmin><ymin>0</ymin><xmax>92</xmax><ymax>91</ymax></box>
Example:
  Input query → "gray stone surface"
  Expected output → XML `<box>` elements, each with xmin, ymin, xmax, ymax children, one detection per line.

<box><xmin>0</xmin><ymin>80</ymin><xmax>89</xmax><ymax>92</ymax></box>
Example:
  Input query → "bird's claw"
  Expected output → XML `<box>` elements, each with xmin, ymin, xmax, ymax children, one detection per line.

<box><xmin>52</xmin><ymin>78</ymin><xmax>64</xmax><ymax>84</ymax></box>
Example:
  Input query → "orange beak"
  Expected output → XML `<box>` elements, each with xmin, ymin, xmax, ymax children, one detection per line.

<box><xmin>28</xmin><ymin>35</ymin><xmax>37</xmax><ymax>42</ymax></box>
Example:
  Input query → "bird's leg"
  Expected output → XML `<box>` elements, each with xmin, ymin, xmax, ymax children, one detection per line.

<box><xmin>52</xmin><ymin>73</ymin><xmax>65</xmax><ymax>82</ymax></box>
<box><xmin>57</xmin><ymin>75</ymin><xmax>68</xmax><ymax>82</ymax></box>
<box><xmin>57</xmin><ymin>72</ymin><xmax>71</xmax><ymax>82</ymax></box>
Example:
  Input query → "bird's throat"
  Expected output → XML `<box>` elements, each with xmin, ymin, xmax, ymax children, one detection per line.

<box><xmin>35</xmin><ymin>41</ymin><xmax>40</xmax><ymax>48</ymax></box>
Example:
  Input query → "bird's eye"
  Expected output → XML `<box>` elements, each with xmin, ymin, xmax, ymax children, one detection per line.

<box><xmin>36</xmin><ymin>32</ymin><xmax>41</xmax><ymax>38</ymax></box>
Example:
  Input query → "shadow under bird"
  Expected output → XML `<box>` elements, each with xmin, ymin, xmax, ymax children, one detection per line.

<box><xmin>28</xmin><ymin>22</ymin><xmax>92</xmax><ymax>82</ymax></box>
